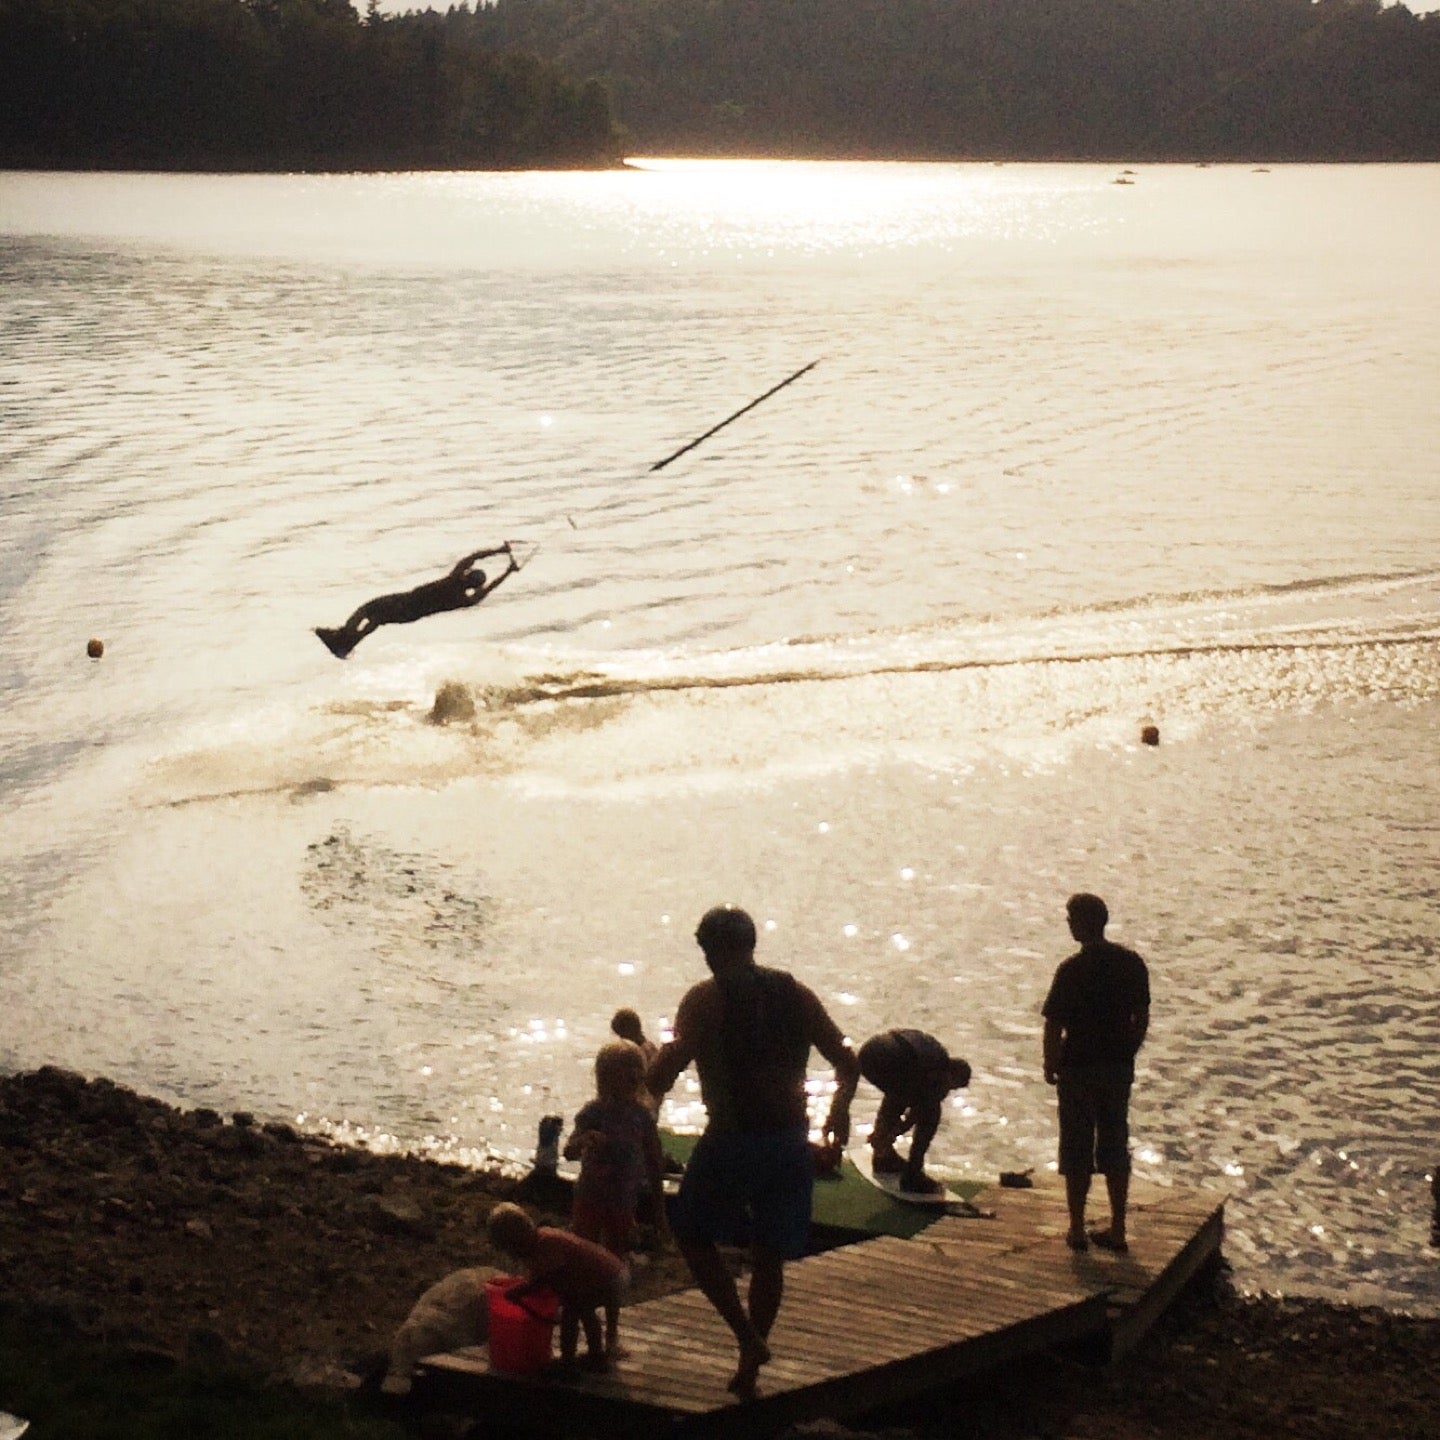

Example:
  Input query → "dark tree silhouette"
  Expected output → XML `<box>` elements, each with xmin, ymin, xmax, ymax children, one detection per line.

<box><xmin>0</xmin><ymin>0</ymin><xmax>625</xmax><ymax>170</ymax></box>
<box><xmin>469</xmin><ymin>0</ymin><xmax>1440</xmax><ymax>160</ymax></box>
<box><xmin>4</xmin><ymin>0</ymin><xmax>1438</xmax><ymax>167</ymax></box>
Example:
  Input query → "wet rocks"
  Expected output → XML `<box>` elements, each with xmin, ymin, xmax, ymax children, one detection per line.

<box><xmin>355</xmin><ymin>1193</ymin><xmax>436</xmax><ymax>1239</ymax></box>
<box><xmin>0</xmin><ymin>1067</ymin><xmax>529</xmax><ymax>1379</ymax></box>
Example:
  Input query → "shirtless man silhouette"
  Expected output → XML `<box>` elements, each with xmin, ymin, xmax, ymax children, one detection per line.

<box><xmin>647</xmin><ymin>905</ymin><xmax>859</xmax><ymax>1396</ymax></box>
<box><xmin>314</xmin><ymin>545</ymin><xmax>516</xmax><ymax>659</ymax></box>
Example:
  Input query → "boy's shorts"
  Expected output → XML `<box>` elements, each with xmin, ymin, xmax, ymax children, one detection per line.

<box><xmin>1056</xmin><ymin>1066</ymin><xmax>1133</xmax><ymax>1176</ymax></box>
<box><xmin>670</xmin><ymin>1126</ymin><xmax>813</xmax><ymax>1259</ymax></box>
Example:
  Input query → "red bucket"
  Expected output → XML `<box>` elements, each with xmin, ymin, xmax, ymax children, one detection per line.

<box><xmin>486</xmin><ymin>1276</ymin><xmax>560</xmax><ymax>1375</ymax></box>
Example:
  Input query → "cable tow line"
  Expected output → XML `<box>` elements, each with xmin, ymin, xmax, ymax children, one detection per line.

<box><xmin>648</xmin><ymin>359</ymin><xmax>823</xmax><ymax>473</ymax></box>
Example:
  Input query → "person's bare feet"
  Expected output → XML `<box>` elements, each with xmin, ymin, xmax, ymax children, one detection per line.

<box><xmin>1065</xmin><ymin>1229</ymin><xmax>1089</xmax><ymax>1251</ymax></box>
<box><xmin>727</xmin><ymin>1335</ymin><xmax>772</xmax><ymax>1396</ymax></box>
<box><xmin>1089</xmin><ymin>1228</ymin><xmax>1129</xmax><ymax>1253</ymax></box>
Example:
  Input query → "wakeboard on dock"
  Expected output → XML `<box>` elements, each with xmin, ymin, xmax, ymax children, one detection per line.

<box><xmin>848</xmin><ymin>1146</ymin><xmax>994</xmax><ymax>1218</ymax></box>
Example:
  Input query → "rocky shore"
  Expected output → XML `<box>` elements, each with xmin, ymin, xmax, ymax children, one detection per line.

<box><xmin>1</xmin><ymin>1067</ymin><xmax>1435</xmax><ymax>1438</ymax></box>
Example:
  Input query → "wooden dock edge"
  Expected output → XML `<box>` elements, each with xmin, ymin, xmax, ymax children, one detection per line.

<box><xmin>420</xmin><ymin>1286</ymin><xmax>1112</xmax><ymax>1440</ymax></box>
<box><xmin>1104</xmin><ymin>1198</ymin><xmax>1226</xmax><ymax>1361</ymax></box>
<box><xmin>679</xmin><ymin>1290</ymin><xmax>1112</xmax><ymax>1439</ymax></box>
<box><xmin>417</xmin><ymin>1353</ymin><xmax>655</xmax><ymax>1435</ymax></box>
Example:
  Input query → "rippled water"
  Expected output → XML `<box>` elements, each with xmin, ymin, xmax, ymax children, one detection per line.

<box><xmin>1</xmin><ymin>161</ymin><xmax>1437</xmax><ymax>1312</ymax></box>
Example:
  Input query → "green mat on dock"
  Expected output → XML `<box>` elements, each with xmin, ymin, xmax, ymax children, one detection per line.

<box><xmin>660</xmin><ymin>1132</ymin><xmax>985</xmax><ymax>1240</ymax></box>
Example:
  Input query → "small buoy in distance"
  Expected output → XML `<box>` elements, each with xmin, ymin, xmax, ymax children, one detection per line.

<box><xmin>86</xmin><ymin>638</ymin><xmax>104</xmax><ymax>659</ymax></box>
<box><xmin>1140</xmin><ymin>724</ymin><xmax>1160</xmax><ymax>747</ymax></box>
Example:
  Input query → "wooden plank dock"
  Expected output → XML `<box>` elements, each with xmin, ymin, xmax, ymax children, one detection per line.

<box><xmin>418</xmin><ymin>1176</ymin><xmax>1224</xmax><ymax>1436</ymax></box>
<box><xmin>920</xmin><ymin>1175</ymin><xmax>1226</xmax><ymax>1361</ymax></box>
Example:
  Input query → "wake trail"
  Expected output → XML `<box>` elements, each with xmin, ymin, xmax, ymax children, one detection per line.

<box><xmin>500</xmin><ymin>628</ymin><xmax>1440</xmax><ymax>708</ymax></box>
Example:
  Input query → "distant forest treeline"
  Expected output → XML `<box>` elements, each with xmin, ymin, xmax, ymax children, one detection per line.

<box><xmin>469</xmin><ymin>0</ymin><xmax>1440</xmax><ymax>160</ymax></box>
<box><xmin>4</xmin><ymin>0</ymin><xmax>1439</xmax><ymax>169</ymax></box>
<box><xmin>0</xmin><ymin>0</ymin><xmax>623</xmax><ymax>170</ymax></box>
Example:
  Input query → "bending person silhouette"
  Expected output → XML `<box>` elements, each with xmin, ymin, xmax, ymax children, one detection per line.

<box><xmin>314</xmin><ymin>545</ymin><xmax>517</xmax><ymax>659</ymax></box>
<box><xmin>858</xmin><ymin>1029</ymin><xmax>971</xmax><ymax>1196</ymax></box>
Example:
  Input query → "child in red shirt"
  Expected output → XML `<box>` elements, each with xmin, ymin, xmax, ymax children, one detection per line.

<box><xmin>487</xmin><ymin>1202</ymin><xmax>628</xmax><ymax>1368</ymax></box>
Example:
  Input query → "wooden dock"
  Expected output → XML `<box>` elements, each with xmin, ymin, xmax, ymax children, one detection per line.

<box><xmin>418</xmin><ymin>1176</ymin><xmax>1224</xmax><ymax>1436</ymax></box>
<box><xmin>919</xmin><ymin>1175</ymin><xmax>1226</xmax><ymax>1361</ymax></box>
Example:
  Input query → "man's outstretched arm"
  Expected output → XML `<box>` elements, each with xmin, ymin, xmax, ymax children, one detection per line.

<box><xmin>450</xmin><ymin>544</ymin><xmax>511</xmax><ymax>576</ymax></box>
<box><xmin>476</xmin><ymin>557</ymin><xmax>521</xmax><ymax>600</ymax></box>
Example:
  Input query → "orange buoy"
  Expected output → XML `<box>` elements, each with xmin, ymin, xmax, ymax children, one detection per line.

<box><xmin>86</xmin><ymin>638</ymin><xmax>105</xmax><ymax>659</ymax></box>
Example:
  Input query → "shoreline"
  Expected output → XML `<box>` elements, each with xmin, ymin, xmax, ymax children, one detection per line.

<box><xmin>6</xmin><ymin>155</ymin><xmax>1440</xmax><ymax>172</ymax></box>
<box><xmin>1</xmin><ymin>1066</ymin><xmax>1436</xmax><ymax>1438</ymax></box>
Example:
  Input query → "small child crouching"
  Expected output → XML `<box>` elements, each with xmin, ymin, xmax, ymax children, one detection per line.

<box><xmin>486</xmin><ymin>1202</ymin><xmax>629</xmax><ymax>1369</ymax></box>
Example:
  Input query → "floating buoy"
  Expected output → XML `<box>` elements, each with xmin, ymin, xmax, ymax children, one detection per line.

<box><xmin>1141</xmin><ymin>724</ymin><xmax>1160</xmax><ymax>746</ymax></box>
<box><xmin>86</xmin><ymin>638</ymin><xmax>104</xmax><ymax>659</ymax></box>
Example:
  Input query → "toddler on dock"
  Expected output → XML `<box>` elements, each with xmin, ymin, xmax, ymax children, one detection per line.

<box><xmin>486</xmin><ymin>1202</ymin><xmax>628</xmax><ymax>1369</ymax></box>
<box><xmin>566</xmin><ymin>1038</ymin><xmax>669</xmax><ymax>1257</ymax></box>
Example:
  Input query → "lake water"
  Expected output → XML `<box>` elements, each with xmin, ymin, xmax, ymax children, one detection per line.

<box><xmin>1</xmin><ymin>161</ymin><xmax>1437</xmax><ymax>1314</ymax></box>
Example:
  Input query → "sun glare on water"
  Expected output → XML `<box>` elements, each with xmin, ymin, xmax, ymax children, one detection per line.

<box><xmin>622</xmin><ymin>156</ymin><xmax>1086</xmax><ymax>255</ymax></box>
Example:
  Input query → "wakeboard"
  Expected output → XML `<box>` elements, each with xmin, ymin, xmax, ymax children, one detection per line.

<box><xmin>848</xmin><ymin>1146</ymin><xmax>994</xmax><ymax>1218</ymax></box>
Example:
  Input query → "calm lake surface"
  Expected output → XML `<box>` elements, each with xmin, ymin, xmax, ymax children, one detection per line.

<box><xmin>1</xmin><ymin>161</ymin><xmax>1437</xmax><ymax>1313</ymax></box>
